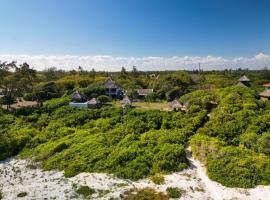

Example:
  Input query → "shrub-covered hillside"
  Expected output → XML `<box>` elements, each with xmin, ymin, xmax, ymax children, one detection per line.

<box><xmin>0</xmin><ymin>98</ymin><xmax>207</xmax><ymax>180</ymax></box>
<box><xmin>191</xmin><ymin>86</ymin><xmax>270</xmax><ymax>188</ymax></box>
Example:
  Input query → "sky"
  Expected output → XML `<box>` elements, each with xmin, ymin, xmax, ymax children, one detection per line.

<box><xmin>0</xmin><ymin>0</ymin><xmax>269</xmax><ymax>71</ymax></box>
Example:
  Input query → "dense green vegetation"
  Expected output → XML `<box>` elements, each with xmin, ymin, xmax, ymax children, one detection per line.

<box><xmin>166</xmin><ymin>187</ymin><xmax>182</xmax><ymax>198</ymax></box>
<box><xmin>1</xmin><ymin>61</ymin><xmax>270</xmax><ymax>188</ymax></box>
<box><xmin>191</xmin><ymin>86</ymin><xmax>270</xmax><ymax>188</ymax></box>
<box><xmin>0</xmin><ymin>96</ymin><xmax>207</xmax><ymax>179</ymax></box>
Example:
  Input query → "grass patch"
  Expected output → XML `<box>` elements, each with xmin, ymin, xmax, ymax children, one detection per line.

<box><xmin>150</xmin><ymin>174</ymin><xmax>165</xmax><ymax>185</ymax></box>
<box><xmin>17</xmin><ymin>192</ymin><xmax>28</xmax><ymax>197</ymax></box>
<box><xmin>76</xmin><ymin>186</ymin><xmax>95</xmax><ymax>198</ymax></box>
<box><xmin>166</xmin><ymin>187</ymin><xmax>182</xmax><ymax>198</ymax></box>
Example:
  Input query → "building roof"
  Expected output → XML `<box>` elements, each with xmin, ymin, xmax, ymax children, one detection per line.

<box><xmin>259</xmin><ymin>89</ymin><xmax>270</xmax><ymax>98</ymax></box>
<box><xmin>237</xmin><ymin>82</ymin><xmax>248</xmax><ymax>87</ymax></box>
<box><xmin>238</xmin><ymin>75</ymin><xmax>250</xmax><ymax>82</ymax></box>
<box><xmin>137</xmin><ymin>89</ymin><xmax>153</xmax><ymax>96</ymax></box>
<box><xmin>104</xmin><ymin>77</ymin><xmax>117</xmax><ymax>89</ymax></box>
<box><xmin>72</xmin><ymin>91</ymin><xmax>84</xmax><ymax>100</ymax></box>
<box><xmin>263</xmin><ymin>83</ymin><xmax>270</xmax><ymax>87</ymax></box>
<box><xmin>120</xmin><ymin>96</ymin><xmax>132</xmax><ymax>105</ymax></box>
<box><xmin>171</xmin><ymin>99</ymin><xmax>183</xmax><ymax>109</ymax></box>
<box><xmin>88</xmin><ymin>98</ymin><xmax>100</xmax><ymax>105</ymax></box>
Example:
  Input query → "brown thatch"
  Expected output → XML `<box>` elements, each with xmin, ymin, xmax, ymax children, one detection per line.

<box><xmin>120</xmin><ymin>96</ymin><xmax>132</xmax><ymax>106</ymax></box>
<box><xmin>72</xmin><ymin>91</ymin><xmax>85</xmax><ymax>102</ymax></box>
<box><xmin>238</xmin><ymin>75</ymin><xmax>250</xmax><ymax>82</ymax></box>
<box><xmin>104</xmin><ymin>77</ymin><xmax>117</xmax><ymax>89</ymax></box>
<box><xmin>259</xmin><ymin>89</ymin><xmax>270</xmax><ymax>98</ymax></box>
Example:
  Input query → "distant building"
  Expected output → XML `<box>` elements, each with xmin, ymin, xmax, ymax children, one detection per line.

<box><xmin>237</xmin><ymin>75</ymin><xmax>251</xmax><ymax>87</ymax></box>
<box><xmin>137</xmin><ymin>89</ymin><xmax>153</xmax><ymax>98</ymax></box>
<box><xmin>88</xmin><ymin>98</ymin><xmax>101</xmax><ymax>108</ymax></box>
<box><xmin>71</xmin><ymin>91</ymin><xmax>86</xmax><ymax>102</ymax></box>
<box><xmin>120</xmin><ymin>96</ymin><xmax>132</xmax><ymax>107</ymax></box>
<box><xmin>171</xmin><ymin>99</ymin><xmax>186</xmax><ymax>112</ymax></box>
<box><xmin>104</xmin><ymin>77</ymin><xmax>123</xmax><ymax>97</ymax></box>
<box><xmin>69</xmin><ymin>98</ymin><xmax>101</xmax><ymax>109</ymax></box>
<box><xmin>259</xmin><ymin>82</ymin><xmax>270</xmax><ymax>100</ymax></box>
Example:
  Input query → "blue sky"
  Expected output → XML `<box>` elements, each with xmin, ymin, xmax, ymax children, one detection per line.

<box><xmin>0</xmin><ymin>0</ymin><xmax>269</xmax><ymax>70</ymax></box>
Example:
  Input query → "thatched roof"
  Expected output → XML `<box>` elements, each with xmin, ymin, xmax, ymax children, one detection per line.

<box><xmin>104</xmin><ymin>77</ymin><xmax>117</xmax><ymax>89</ymax></box>
<box><xmin>171</xmin><ymin>99</ymin><xmax>183</xmax><ymax>109</ymax></box>
<box><xmin>238</xmin><ymin>75</ymin><xmax>250</xmax><ymax>82</ymax></box>
<box><xmin>88</xmin><ymin>98</ymin><xmax>100</xmax><ymax>105</ymax></box>
<box><xmin>259</xmin><ymin>89</ymin><xmax>270</xmax><ymax>98</ymax></box>
<box><xmin>137</xmin><ymin>89</ymin><xmax>153</xmax><ymax>96</ymax></box>
<box><xmin>237</xmin><ymin>82</ymin><xmax>248</xmax><ymax>87</ymax></box>
<box><xmin>120</xmin><ymin>96</ymin><xmax>132</xmax><ymax>105</ymax></box>
<box><xmin>72</xmin><ymin>91</ymin><xmax>85</xmax><ymax>100</ymax></box>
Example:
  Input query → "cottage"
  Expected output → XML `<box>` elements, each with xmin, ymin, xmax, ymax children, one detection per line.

<box><xmin>137</xmin><ymin>89</ymin><xmax>153</xmax><ymax>98</ymax></box>
<box><xmin>104</xmin><ymin>77</ymin><xmax>123</xmax><ymax>97</ymax></box>
<box><xmin>71</xmin><ymin>91</ymin><xmax>86</xmax><ymax>102</ymax></box>
<box><xmin>88</xmin><ymin>98</ymin><xmax>101</xmax><ymax>108</ymax></box>
<box><xmin>120</xmin><ymin>96</ymin><xmax>132</xmax><ymax>107</ymax></box>
<box><xmin>171</xmin><ymin>99</ymin><xmax>186</xmax><ymax>112</ymax></box>
<box><xmin>259</xmin><ymin>83</ymin><xmax>270</xmax><ymax>100</ymax></box>
<box><xmin>237</xmin><ymin>75</ymin><xmax>251</xmax><ymax>87</ymax></box>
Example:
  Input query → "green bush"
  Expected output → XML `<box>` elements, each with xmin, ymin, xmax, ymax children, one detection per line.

<box><xmin>76</xmin><ymin>186</ymin><xmax>95</xmax><ymax>197</ymax></box>
<box><xmin>150</xmin><ymin>174</ymin><xmax>165</xmax><ymax>185</ymax></box>
<box><xmin>17</xmin><ymin>192</ymin><xmax>28</xmax><ymax>197</ymax></box>
<box><xmin>166</xmin><ymin>187</ymin><xmax>182</xmax><ymax>198</ymax></box>
<box><xmin>123</xmin><ymin>188</ymin><xmax>169</xmax><ymax>200</ymax></box>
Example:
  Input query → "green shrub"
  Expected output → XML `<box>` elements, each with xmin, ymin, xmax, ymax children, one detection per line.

<box><xmin>166</xmin><ymin>187</ymin><xmax>182</xmax><ymax>198</ymax></box>
<box><xmin>150</xmin><ymin>174</ymin><xmax>165</xmax><ymax>185</ymax></box>
<box><xmin>17</xmin><ymin>192</ymin><xmax>28</xmax><ymax>197</ymax></box>
<box><xmin>76</xmin><ymin>186</ymin><xmax>95</xmax><ymax>197</ymax></box>
<box><xmin>123</xmin><ymin>188</ymin><xmax>169</xmax><ymax>200</ymax></box>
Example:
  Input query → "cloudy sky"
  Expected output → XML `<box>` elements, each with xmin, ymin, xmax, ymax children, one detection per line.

<box><xmin>0</xmin><ymin>0</ymin><xmax>269</xmax><ymax>71</ymax></box>
<box><xmin>0</xmin><ymin>53</ymin><xmax>269</xmax><ymax>71</ymax></box>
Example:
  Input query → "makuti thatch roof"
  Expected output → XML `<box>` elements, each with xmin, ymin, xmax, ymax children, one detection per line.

<box><xmin>259</xmin><ymin>89</ymin><xmax>270</xmax><ymax>98</ymax></box>
<box><xmin>88</xmin><ymin>98</ymin><xmax>100</xmax><ymax>105</ymax></box>
<box><xmin>104</xmin><ymin>77</ymin><xmax>118</xmax><ymax>89</ymax></box>
<box><xmin>120</xmin><ymin>96</ymin><xmax>132</xmax><ymax>105</ymax></box>
<box><xmin>238</xmin><ymin>75</ymin><xmax>250</xmax><ymax>82</ymax></box>
<box><xmin>72</xmin><ymin>91</ymin><xmax>85</xmax><ymax>101</ymax></box>
<box><xmin>171</xmin><ymin>99</ymin><xmax>183</xmax><ymax>109</ymax></box>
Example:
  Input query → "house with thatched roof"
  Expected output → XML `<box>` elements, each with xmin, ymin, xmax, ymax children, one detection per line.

<box><xmin>259</xmin><ymin>82</ymin><xmax>270</xmax><ymax>100</ymax></box>
<box><xmin>136</xmin><ymin>89</ymin><xmax>153</xmax><ymax>98</ymax></box>
<box><xmin>237</xmin><ymin>75</ymin><xmax>251</xmax><ymax>87</ymax></box>
<box><xmin>104</xmin><ymin>77</ymin><xmax>123</xmax><ymax>97</ymax></box>
<box><xmin>120</xmin><ymin>96</ymin><xmax>132</xmax><ymax>107</ymax></box>
<box><xmin>88</xmin><ymin>98</ymin><xmax>101</xmax><ymax>108</ymax></box>
<box><xmin>171</xmin><ymin>99</ymin><xmax>186</xmax><ymax>112</ymax></box>
<box><xmin>71</xmin><ymin>91</ymin><xmax>86</xmax><ymax>102</ymax></box>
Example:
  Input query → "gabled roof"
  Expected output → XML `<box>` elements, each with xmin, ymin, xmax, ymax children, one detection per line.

<box><xmin>238</xmin><ymin>75</ymin><xmax>250</xmax><ymax>82</ymax></box>
<box><xmin>237</xmin><ymin>82</ymin><xmax>248</xmax><ymax>87</ymax></box>
<box><xmin>259</xmin><ymin>89</ymin><xmax>270</xmax><ymax>98</ymax></box>
<box><xmin>171</xmin><ymin>99</ymin><xmax>183</xmax><ymax>109</ymax></box>
<box><xmin>120</xmin><ymin>96</ymin><xmax>132</xmax><ymax>105</ymax></box>
<box><xmin>72</xmin><ymin>91</ymin><xmax>84</xmax><ymax>100</ymax></box>
<box><xmin>263</xmin><ymin>83</ymin><xmax>270</xmax><ymax>87</ymax></box>
<box><xmin>88</xmin><ymin>98</ymin><xmax>100</xmax><ymax>105</ymax></box>
<box><xmin>104</xmin><ymin>77</ymin><xmax>117</xmax><ymax>89</ymax></box>
<box><xmin>137</xmin><ymin>89</ymin><xmax>153</xmax><ymax>96</ymax></box>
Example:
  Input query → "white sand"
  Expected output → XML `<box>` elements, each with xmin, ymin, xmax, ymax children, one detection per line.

<box><xmin>0</xmin><ymin>157</ymin><xmax>270</xmax><ymax>200</ymax></box>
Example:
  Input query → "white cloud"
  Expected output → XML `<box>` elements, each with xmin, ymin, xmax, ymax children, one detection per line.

<box><xmin>0</xmin><ymin>53</ymin><xmax>269</xmax><ymax>71</ymax></box>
